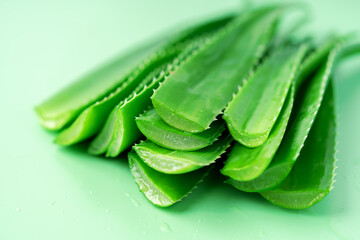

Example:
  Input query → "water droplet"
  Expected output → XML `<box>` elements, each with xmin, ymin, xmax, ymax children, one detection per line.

<box><xmin>197</xmin><ymin>219</ymin><xmax>202</xmax><ymax>223</ymax></box>
<box><xmin>107</xmin><ymin>227</ymin><xmax>111</xmax><ymax>231</ymax></box>
<box><xmin>16</xmin><ymin>208</ymin><xmax>21</xmax><ymax>212</ymax></box>
<box><xmin>48</xmin><ymin>200</ymin><xmax>56</xmax><ymax>206</ymax></box>
<box><xmin>125</xmin><ymin>193</ymin><xmax>140</xmax><ymax>207</ymax></box>
<box><xmin>89</xmin><ymin>191</ymin><xmax>93</xmax><ymax>195</ymax></box>
<box><xmin>160</xmin><ymin>223</ymin><xmax>171</xmax><ymax>232</ymax></box>
<box><xmin>131</xmin><ymin>198</ymin><xmax>140</xmax><ymax>207</ymax></box>
<box><xmin>60</xmin><ymin>209</ymin><xmax>64</xmax><ymax>213</ymax></box>
<box><xmin>105</xmin><ymin>209</ymin><xmax>110</xmax><ymax>213</ymax></box>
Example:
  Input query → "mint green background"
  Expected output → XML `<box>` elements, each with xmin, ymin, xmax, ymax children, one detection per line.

<box><xmin>1</xmin><ymin>0</ymin><xmax>360</xmax><ymax>239</ymax></box>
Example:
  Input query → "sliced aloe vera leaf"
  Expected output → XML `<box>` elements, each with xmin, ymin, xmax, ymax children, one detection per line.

<box><xmin>89</xmin><ymin>68</ymin><xmax>166</xmax><ymax>157</ymax></box>
<box><xmin>87</xmin><ymin>64</ymin><xmax>166</xmax><ymax>155</ymax></box>
<box><xmin>35</xmin><ymin>14</ymin><xmax>234</xmax><ymax>131</ymax></box>
<box><xmin>222</xmin><ymin>85</ymin><xmax>294</xmax><ymax>181</ymax></box>
<box><xmin>54</xmin><ymin>48</ymin><xmax>180</xmax><ymax>146</ymax></box>
<box><xmin>88</xmin><ymin>41</ymin><xmax>202</xmax><ymax>156</ymax></box>
<box><xmin>106</xmin><ymin>43</ymin><xmax>205</xmax><ymax>157</ymax></box>
<box><xmin>133</xmin><ymin>133</ymin><xmax>232</xmax><ymax>174</ymax></box>
<box><xmin>152</xmin><ymin>7</ymin><xmax>280</xmax><ymax>133</ymax></box>
<box><xmin>105</xmin><ymin>75</ymin><xmax>165</xmax><ymax>157</ymax></box>
<box><xmin>227</xmin><ymin>46</ymin><xmax>340</xmax><ymax>192</ymax></box>
<box><xmin>35</xmin><ymin>43</ymin><xmax>160</xmax><ymax>131</ymax></box>
<box><xmin>128</xmin><ymin>150</ymin><xmax>209</xmax><ymax>207</ymax></box>
<box><xmin>224</xmin><ymin>45</ymin><xmax>307</xmax><ymax>148</ymax></box>
<box><xmin>261</xmin><ymin>81</ymin><xmax>336</xmax><ymax>209</ymax></box>
<box><xmin>135</xmin><ymin>108</ymin><xmax>225</xmax><ymax>151</ymax></box>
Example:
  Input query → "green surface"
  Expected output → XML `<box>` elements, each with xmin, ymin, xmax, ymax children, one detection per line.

<box><xmin>1</xmin><ymin>0</ymin><xmax>360</xmax><ymax>239</ymax></box>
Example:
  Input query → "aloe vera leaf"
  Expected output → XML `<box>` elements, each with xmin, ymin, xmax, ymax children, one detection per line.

<box><xmin>35</xmin><ymin>14</ymin><xmax>235</xmax><ymax>132</ymax></box>
<box><xmin>105</xmin><ymin>74</ymin><xmax>165</xmax><ymax>157</ymax></box>
<box><xmin>295</xmin><ymin>36</ymin><xmax>342</xmax><ymax>90</ymax></box>
<box><xmin>135</xmin><ymin>108</ymin><xmax>225</xmax><ymax>151</ymax></box>
<box><xmin>128</xmin><ymin>150</ymin><xmax>209</xmax><ymax>207</ymax></box>
<box><xmin>260</xmin><ymin>81</ymin><xmax>336</xmax><ymax>209</ymax></box>
<box><xmin>36</xmin><ymin>43</ymin><xmax>162</xmax><ymax>131</ymax></box>
<box><xmin>151</xmin><ymin>7</ymin><xmax>280</xmax><ymax>133</ymax></box>
<box><xmin>104</xmin><ymin>42</ymin><xmax>206</xmax><ymax>157</ymax></box>
<box><xmin>222</xmin><ymin>85</ymin><xmax>294</xmax><ymax>181</ymax></box>
<box><xmin>133</xmin><ymin>133</ymin><xmax>232</xmax><ymax>174</ymax></box>
<box><xmin>172</xmin><ymin>14</ymin><xmax>235</xmax><ymax>44</ymax></box>
<box><xmin>89</xmin><ymin>69</ymin><xmax>166</xmax><ymax>157</ymax></box>
<box><xmin>54</xmin><ymin>49</ymin><xmax>180</xmax><ymax>146</ymax></box>
<box><xmin>88</xmin><ymin>40</ymin><xmax>202</xmax><ymax>156</ymax></box>
<box><xmin>87</xmin><ymin>65</ymin><xmax>166</xmax><ymax>155</ymax></box>
<box><xmin>227</xmin><ymin>46</ymin><xmax>339</xmax><ymax>192</ymax></box>
<box><xmin>223</xmin><ymin>45</ymin><xmax>307</xmax><ymax>148</ymax></box>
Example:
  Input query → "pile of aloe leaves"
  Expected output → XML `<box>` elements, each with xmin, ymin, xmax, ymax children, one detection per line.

<box><xmin>36</xmin><ymin>4</ymin><xmax>360</xmax><ymax>209</ymax></box>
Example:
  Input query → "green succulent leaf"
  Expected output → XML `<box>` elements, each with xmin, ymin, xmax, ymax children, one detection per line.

<box><xmin>261</xmin><ymin>81</ymin><xmax>336</xmax><ymax>209</ymax></box>
<box><xmin>136</xmin><ymin>108</ymin><xmax>225</xmax><ymax>151</ymax></box>
<box><xmin>89</xmin><ymin>40</ymin><xmax>203</xmax><ymax>156</ymax></box>
<box><xmin>88</xmin><ymin>67</ymin><xmax>166</xmax><ymax>157</ymax></box>
<box><xmin>129</xmin><ymin>150</ymin><xmax>209</xmax><ymax>207</ymax></box>
<box><xmin>223</xmin><ymin>45</ymin><xmax>307</xmax><ymax>148</ymax></box>
<box><xmin>35</xmin><ymin>43</ymin><xmax>160</xmax><ymax>131</ymax></box>
<box><xmin>133</xmin><ymin>133</ymin><xmax>232</xmax><ymax>174</ymax></box>
<box><xmin>152</xmin><ymin>7</ymin><xmax>280</xmax><ymax>133</ymax></box>
<box><xmin>227</xmin><ymin>45</ymin><xmax>340</xmax><ymax>192</ymax></box>
<box><xmin>55</xmin><ymin>49</ymin><xmax>180</xmax><ymax>145</ymax></box>
<box><xmin>222</xmin><ymin>85</ymin><xmax>294</xmax><ymax>181</ymax></box>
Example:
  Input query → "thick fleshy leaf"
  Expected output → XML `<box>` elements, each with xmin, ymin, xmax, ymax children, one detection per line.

<box><xmin>223</xmin><ymin>45</ymin><xmax>307</xmax><ymax>148</ymax></box>
<box><xmin>152</xmin><ymin>7</ymin><xmax>280</xmax><ymax>133</ymax></box>
<box><xmin>88</xmin><ymin>69</ymin><xmax>166</xmax><ymax>157</ymax></box>
<box><xmin>295</xmin><ymin>36</ymin><xmax>342</xmax><ymax>89</ymax></box>
<box><xmin>35</xmin><ymin>14</ymin><xmax>235</xmax><ymax>132</ymax></box>
<box><xmin>89</xmin><ymin>40</ymin><xmax>202</xmax><ymax>156</ymax></box>
<box><xmin>136</xmin><ymin>108</ymin><xmax>225</xmax><ymax>151</ymax></box>
<box><xmin>227</xmin><ymin>46</ymin><xmax>339</xmax><ymax>192</ymax></box>
<box><xmin>222</xmin><ymin>85</ymin><xmax>294</xmax><ymax>181</ymax></box>
<box><xmin>261</xmin><ymin>81</ymin><xmax>336</xmax><ymax>209</ymax></box>
<box><xmin>133</xmin><ymin>134</ymin><xmax>232</xmax><ymax>174</ymax></box>
<box><xmin>129</xmin><ymin>150</ymin><xmax>209</xmax><ymax>207</ymax></box>
<box><xmin>35</xmin><ymin>43</ymin><xmax>160</xmax><ymax>131</ymax></box>
<box><xmin>55</xmin><ymin>49</ymin><xmax>179</xmax><ymax>145</ymax></box>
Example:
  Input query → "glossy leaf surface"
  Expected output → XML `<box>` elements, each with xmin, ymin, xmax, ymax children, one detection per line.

<box><xmin>227</xmin><ymin>47</ymin><xmax>339</xmax><ymax>192</ymax></box>
<box><xmin>129</xmin><ymin>150</ymin><xmax>208</xmax><ymax>207</ymax></box>
<box><xmin>55</xmin><ymin>49</ymin><xmax>179</xmax><ymax>145</ymax></box>
<box><xmin>35</xmin><ymin>14</ymin><xmax>235</xmax><ymax>132</ymax></box>
<box><xmin>222</xmin><ymin>85</ymin><xmax>294</xmax><ymax>181</ymax></box>
<box><xmin>224</xmin><ymin>45</ymin><xmax>307</xmax><ymax>147</ymax></box>
<box><xmin>133</xmin><ymin>134</ymin><xmax>232</xmax><ymax>174</ymax></box>
<box><xmin>261</xmin><ymin>82</ymin><xmax>336</xmax><ymax>209</ymax></box>
<box><xmin>89</xmin><ymin>69</ymin><xmax>166</xmax><ymax>157</ymax></box>
<box><xmin>89</xmin><ymin>40</ymin><xmax>203</xmax><ymax>156</ymax></box>
<box><xmin>152</xmin><ymin>8</ymin><xmax>280</xmax><ymax>133</ymax></box>
<box><xmin>35</xmin><ymin>43</ymin><xmax>159</xmax><ymax>131</ymax></box>
<box><xmin>136</xmin><ymin>108</ymin><xmax>225</xmax><ymax>151</ymax></box>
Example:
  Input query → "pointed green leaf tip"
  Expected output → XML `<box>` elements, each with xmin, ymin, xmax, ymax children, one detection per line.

<box><xmin>129</xmin><ymin>150</ymin><xmax>209</xmax><ymax>207</ymax></box>
<box><xmin>223</xmin><ymin>45</ymin><xmax>307</xmax><ymax>148</ymax></box>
